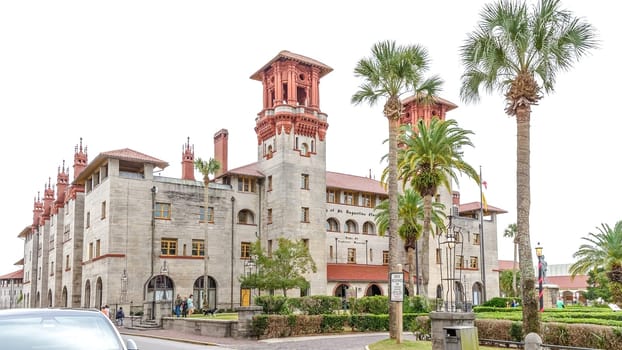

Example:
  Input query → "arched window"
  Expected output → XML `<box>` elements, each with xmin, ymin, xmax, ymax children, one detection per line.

<box><xmin>238</xmin><ymin>209</ymin><xmax>255</xmax><ymax>225</ymax></box>
<box><xmin>194</xmin><ymin>276</ymin><xmax>217</xmax><ymax>310</ymax></box>
<box><xmin>345</xmin><ymin>220</ymin><xmax>358</xmax><ymax>233</ymax></box>
<box><xmin>301</xmin><ymin>143</ymin><xmax>309</xmax><ymax>156</ymax></box>
<box><xmin>362</xmin><ymin>222</ymin><xmax>375</xmax><ymax>235</ymax></box>
<box><xmin>326</xmin><ymin>218</ymin><xmax>340</xmax><ymax>232</ymax></box>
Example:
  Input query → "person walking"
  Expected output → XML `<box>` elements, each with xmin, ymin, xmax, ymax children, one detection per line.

<box><xmin>101</xmin><ymin>304</ymin><xmax>110</xmax><ymax>319</ymax></box>
<box><xmin>181</xmin><ymin>296</ymin><xmax>188</xmax><ymax>318</ymax></box>
<box><xmin>174</xmin><ymin>294</ymin><xmax>182</xmax><ymax>318</ymax></box>
<box><xmin>115</xmin><ymin>307</ymin><xmax>125</xmax><ymax>327</ymax></box>
<box><xmin>186</xmin><ymin>294</ymin><xmax>195</xmax><ymax>315</ymax></box>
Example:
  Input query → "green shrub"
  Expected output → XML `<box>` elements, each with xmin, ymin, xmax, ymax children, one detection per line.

<box><xmin>255</xmin><ymin>295</ymin><xmax>290</xmax><ymax>314</ymax></box>
<box><xmin>403</xmin><ymin>295</ymin><xmax>430</xmax><ymax>313</ymax></box>
<box><xmin>320</xmin><ymin>314</ymin><xmax>348</xmax><ymax>333</ymax></box>
<box><xmin>288</xmin><ymin>295</ymin><xmax>341</xmax><ymax>315</ymax></box>
<box><xmin>481</xmin><ymin>297</ymin><xmax>520</xmax><ymax>308</ymax></box>
<box><xmin>350</xmin><ymin>314</ymin><xmax>389</xmax><ymax>331</ymax></box>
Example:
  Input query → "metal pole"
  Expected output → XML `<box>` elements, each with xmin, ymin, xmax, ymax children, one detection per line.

<box><xmin>478</xmin><ymin>166</ymin><xmax>487</xmax><ymax>302</ymax></box>
<box><xmin>538</xmin><ymin>255</ymin><xmax>544</xmax><ymax>312</ymax></box>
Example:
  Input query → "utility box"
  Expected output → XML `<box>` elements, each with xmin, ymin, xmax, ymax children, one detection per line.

<box><xmin>444</xmin><ymin>326</ymin><xmax>479</xmax><ymax>350</ymax></box>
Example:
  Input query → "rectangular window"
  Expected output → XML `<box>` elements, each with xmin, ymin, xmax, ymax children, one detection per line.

<box><xmin>382</xmin><ymin>250</ymin><xmax>389</xmax><ymax>265</ymax></box>
<box><xmin>241</xmin><ymin>241</ymin><xmax>251</xmax><ymax>259</ymax></box>
<box><xmin>267</xmin><ymin>208</ymin><xmax>273</xmax><ymax>224</ymax></box>
<box><xmin>86</xmin><ymin>212</ymin><xmax>90</xmax><ymax>228</ymax></box>
<box><xmin>50</xmin><ymin>261</ymin><xmax>54</xmax><ymax>276</ymax></box>
<box><xmin>469</xmin><ymin>256</ymin><xmax>479</xmax><ymax>269</ymax></box>
<box><xmin>361</xmin><ymin>193</ymin><xmax>373</xmax><ymax>208</ymax></box>
<box><xmin>329</xmin><ymin>245</ymin><xmax>333</xmax><ymax>260</ymax></box>
<box><xmin>183</xmin><ymin>244</ymin><xmax>187</xmax><ymax>256</ymax></box>
<box><xmin>347</xmin><ymin>248</ymin><xmax>356</xmax><ymax>264</ymax></box>
<box><xmin>88</xmin><ymin>242</ymin><xmax>93</xmax><ymax>260</ymax></box>
<box><xmin>369</xmin><ymin>248</ymin><xmax>373</xmax><ymax>262</ymax></box>
<box><xmin>301</xmin><ymin>207</ymin><xmax>310</xmax><ymax>223</ymax></box>
<box><xmin>199</xmin><ymin>207</ymin><xmax>214</xmax><ymax>223</ymax></box>
<box><xmin>326</xmin><ymin>189</ymin><xmax>338</xmax><ymax>203</ymax></box>
<box><xmin>344</xmin><ymin>191</ymin><xmax>355</xmax><ymax>205</ymax></box>
<box><xmin>65</xmin><ymin>254</ymin><xmax>70</xmax><ymax>271</ymax></box>
<box><xmin>436</xmin><ymin>248</ymin><xmax>441</xmax><ymax>264</ymax></box>
<box><xmin>95</xmin><ymin>239</ymin><xmax>101</xmax><ymax>257</ymax></box>
<box><xmin>301</xmin><ymin>174</ymin><xmax>309</xmax><ymax>190</ymax></box>
<box><xmin>101</xmin><ymin>201</ymin><xmax>106</xmax><ymax>219</ymax></box>
<box><xmin>267</xmin><ymin>239</ymin><xmax>273</xmax><ymax>257</ymax></box>
<box><xmin>161</xmin><ymin>239</ymin><xmax>177</xmax><ymax>256</ymax></box>
<box><xmin>267</xmin><ymin>175</ymin><xmax>273</xmax><ymax>191</ymax></box>
<box><xmin>473</xmin><ymin>233</ymin><xmax>480</xmax><ymax>245</ymax></box>
<box><xmin>192</xmin><ymin>239</ymin><xmax>205</xmax><ymax>257</ymax></box>
<box><xmin>456</xmin><ymin>255</ymin><xmax>464</xmax><ymax>269</ymax></box>
<box><xmin>302</xmin><ymin>238</ymin><xmax>309</xmax><ymax>249</ymax></box>
<box><xmin>238</xmin><ymin>176</ymin><xmax>256</xmax><ymax>192</ymax></box>
<box><xmin>154</xmin><ymin>202</ymin><xmax>171</xmax><ymax>219</ymax></box>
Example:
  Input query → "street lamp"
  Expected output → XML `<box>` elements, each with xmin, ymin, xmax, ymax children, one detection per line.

<box><xmin>535</xmin><ymin>242</ymin><xmax>544</xmax><ymax>312</ymax></box>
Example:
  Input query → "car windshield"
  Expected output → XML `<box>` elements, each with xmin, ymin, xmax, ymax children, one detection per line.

<box><xmin>0</xmin><ymin>312</ymin><xmax>125</xmax><ymax>350</ymax></box>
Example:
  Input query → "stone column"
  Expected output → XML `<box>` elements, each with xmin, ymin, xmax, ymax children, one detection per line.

<box><xmin>429</xmin><ymin>311</ymin><xmax>476</xmax><ymax>350</ymax></box>
<box><xmin>234</xmin><ymin>306</ymin><xmax>263</xmax><ymax>339</ymax></box>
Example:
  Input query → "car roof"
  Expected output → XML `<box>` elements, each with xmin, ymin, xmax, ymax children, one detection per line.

<box><xmin>0</xmin><ymin>308</ymin><xmax>103</xmax><ymax>317</ymax></box>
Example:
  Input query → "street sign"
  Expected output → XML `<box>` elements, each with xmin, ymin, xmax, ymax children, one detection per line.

<box><xmin>389</xmin><ymin>272</ymin><xmax>404</xmax><ymax>302</ymax></box>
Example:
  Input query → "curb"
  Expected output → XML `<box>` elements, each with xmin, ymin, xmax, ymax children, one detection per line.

<box><xmin>119</xmin><ymin>329</ymin><xmax>222</xmax><ymax>347</ymax></box>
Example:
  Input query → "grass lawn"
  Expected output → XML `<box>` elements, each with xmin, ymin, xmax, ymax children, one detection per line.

<box><xmin>187</xmin><ymin>312</ymin><xmax>238</xmax><ymax>320</ymax></box>
<box><xmin>368</xmin><ymin>339</ymin><xmax>500</xmax><ymax>350</ymax></box>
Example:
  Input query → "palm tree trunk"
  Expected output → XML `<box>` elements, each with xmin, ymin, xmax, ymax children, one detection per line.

<box><xmin>516</xmin><ymin>107</ymin><xmax>539</xmax><ymax>335</ymax></box>
<box><xmin>407</xmin><ymin>247</ymin><xmax>415</xmax><ymax>297</ymax></box>
<box><xmin>512</xmin><ymin>238</ymin><xmax>518</xmax><ymax>296</ymax></box>
<box><xmin>421</xmin><ymin>194</ymin><xmax>432</xmax><ymax>297</ymax></box>
<box><xmin>387</xmin><ymin>115</ymin><xmax>400</xmax><ymax>340</ymax></box>
<box><xmin>203</xmin><ymin>181</ymin><xmax>210</xmax><ymax>311</ymax></box>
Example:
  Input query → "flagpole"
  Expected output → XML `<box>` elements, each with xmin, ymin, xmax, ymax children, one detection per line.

<box><xmin>479</xmin><ymin>165</ymin><xmax>487</xmax><ymax>303</ymax></box>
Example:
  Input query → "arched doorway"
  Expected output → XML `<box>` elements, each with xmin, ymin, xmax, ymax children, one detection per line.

<box><xmin>62</xmin><ymin>286</ymin><xmax>68</xmax><ymax>307</ymax></box>
<box><xmin>365</xmin><ymin>284</ymin><xmax>382</xmax><ymax>296</ymax></box>
<box><xmin>334</xmin><ymin>283</ymin><xmax>350</xmax><ymax>309</ymax></box>
<box><xmin>472</xmin><ymin>282</ymin><xmax>483</xmax><ymax>306</ymax></box>
<box><xmin>95</xmin><ymin>277</ymin><xmax>103</xmax><ymax>308</ymax></box>
<box><xmin>193</xmin><ymin>276</ymin><xmax>216</xmax><ymax>310</ymax></box>
<box><xmin>146</xmin><ymin>275</ymin><xmax>174</xmax><ymax>302</ymax></box>
<box><xmin>84</xmin><ymin>280</ymin><xmax>91</xmax><ymax>308</ymax></box>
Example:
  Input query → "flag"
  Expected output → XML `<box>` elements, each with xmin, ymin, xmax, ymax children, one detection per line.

<box><xmin>480</xmin><ymin>179</ymin><xmax>488</xmax><ymax>212</ymax></box>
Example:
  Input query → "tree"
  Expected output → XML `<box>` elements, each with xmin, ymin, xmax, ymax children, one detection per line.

<box><xmin>584</xmin><ymin>267</ymin><xmax>611</xmax><ymax>303</ymax></box>
<box><xmin>375</xmin><ymin>189</ymin><xmax>446</xmax><ymax>296</ymax></box>
<box><xmin>459</xmin><ymin>0</ymin><xmax>598</xmax><ymax>334</ymax></box>
<box><xmin>397</xmin><ymin>118</ymin><xmax>479</xmax><ymax>296</ymax></box>
<box><xmin>194</xmin><ymin>156</ymin><xmax>220</xmax><ymax>309</ymax></box>
<box><xmin>570</xmin><ymin>221</ymin><xmax>622</xmax><ymax>304</ymax></box>
<box><xmin>500</xmin><ymin>269</ymin><xmax>521</xmax><ymax>297</ymax></box>
<box><xmin>352</xmin><ymin>40</ymin><xmax>442</xmax><ymax>340</ymax></box>
<box><xmin>504</xmin><ymin>223</ymin><xmax>519</xmax><ymax>296</ymax></box>
<box><xmin>239</xmin><ymin>238</ymin><xmax>317</xmax><ymax>296</ymax></box>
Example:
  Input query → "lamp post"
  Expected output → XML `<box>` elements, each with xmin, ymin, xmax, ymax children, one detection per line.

<box><xmin>535</xmin><ymin>242</ymin><xmax>544</xmax><ymax>312</ymax></box>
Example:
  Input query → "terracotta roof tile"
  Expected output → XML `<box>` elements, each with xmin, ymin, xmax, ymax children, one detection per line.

<box><xmin>224</xmin><ymin>162</ymin><xmax>265</xmax><ymax>177</ymax></box>
<box><xmin>100</xmin><ymin>148</ymin><xmax>169</xmax><ymax>169</ymax></box>
<box><xmin>250</xmin><ymin>50</ymin><xmax>333</xmax><ymax>80</ymax></box>
<box><xmin>459</xmin><ymin>201</ymin><xmax>507</xmax><ymax>214</ymax></box>
<box><xmin>326</xmin><ymin>171</ymin><xmax>387</xmax><ymax>196</ymax></box>
<box><xmin>0</xmin><ymin>269</ymin><xmax>23</xmax><ymax>280</ymax></box>
<box><xmin>546</xmin><ymin>275</ymin><xmax>588</xmax><ymax>290</ymax></box>
<box><xmin>327</xmin><ymin>264</ymin><xmax>409</xmax><ymax>282</ymax></box>
<box><xmin>401</xmin><ymin>95</ymin><xmax>458</xmax><ymax>111</ymax></box>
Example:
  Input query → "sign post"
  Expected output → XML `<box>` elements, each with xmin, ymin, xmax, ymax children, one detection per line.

<box><xmin>390</xmin><ymin>264</ymin><xmax>404</xmax><ymax>343</ymax></box>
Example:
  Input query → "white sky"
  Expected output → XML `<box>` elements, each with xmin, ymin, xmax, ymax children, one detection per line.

<box><xmin>0</xmin><ymin>0</ymin><xmax>618</xmax><ymax>276</ymax></box>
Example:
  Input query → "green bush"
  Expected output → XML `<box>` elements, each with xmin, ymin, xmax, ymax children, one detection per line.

<box><xmin>349</xmin><ymin>295</ymin><xmax>388</xmax><ymax>315</ymax></box>
<box><xmin>350</xmin><ymin>314</ymin><xmax>389</xmax><ymax>331</ymax></box>
<box><xmin>481</xmin><ymin>297</ymin><xmax>520</xmax><ymax>308</ymax></box>
<box><xmin>288</xmin><ymin>295</ymin><xmax>341</xmax><ymax>315</ymax></box>
<box><xmin>255</xmin><ymin>295</ymin><xmax>290</xmax><ymax>314</ymax></box>
<box><xmin>320</xmin><ymin>314</ymin><xmax>348</xmax><ymax>333</ymax></box>
<box><xmin>403</xmin><ymin>295</ymin><xmax>430</xmax><ymax>313</ymax></box>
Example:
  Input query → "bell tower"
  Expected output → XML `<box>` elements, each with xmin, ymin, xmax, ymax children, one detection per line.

<box><xmin>250</xmin><ymin>51</ymin><xmax>332</xmax><ymax>295</ymax></box>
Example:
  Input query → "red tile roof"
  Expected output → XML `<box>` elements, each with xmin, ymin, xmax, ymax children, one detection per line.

<box><xmin>547</xmin><ymin>275</ymin><xmax>588</xmax><ymax>291</ymax></box>
<box><xmin>327</xmin><ymin>263</ymin><xmax>409</xmax><ymax>282</ymax></box>
<box><xmin>401</xmin><ymin>95</ymin><xmax>458</xmax><ymax>111</ymax></box>
<box><xmin>459</xmin><ymin>201</ymin><xmax>508</xmax><ymax>214</ymax></box>
<box><xmin>224</xmin><ymin>162</ymin><xmax>265</xmax><ymax>177</ymax></box>
<box><xmin>326</xmin><ymin>172</ymin><xmax>387</xmax><ymax>196</ymax></box>
<box><xmin>497</xmin><ymin>260</ymin><xmax>517</xmax><ymax>271</ymax></box>
<box><xmin>250</xmin><ymin>50</ymin><xmax>333</xmax><ymax>80</ymax></box>
<box><xmin>0</xmin><ymin>269</ymin><xmax>23</xmax><ymax>280</ymax></box>
<box><xmin>75</xmin><ymin>148</ymin><xmax>169</xmax><ymax>183</ymax></box>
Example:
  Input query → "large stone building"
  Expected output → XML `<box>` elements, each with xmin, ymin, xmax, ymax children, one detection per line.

<box><xmin>17</xmin><ymin>51</ymin><xmax>504</xmax><ymax>316</ymax></box>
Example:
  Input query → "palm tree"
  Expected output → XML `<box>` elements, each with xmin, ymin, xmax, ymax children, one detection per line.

<box><xmin>459</xmin><ymin>0</ymin><xmax>598</xmax><ymax>334</ymax></box>
<box><xmin>375</xmin><ymin>189</ymin><xmax>446</xmax><ymax>296</ymax></box>
<box><xmin>352</xmin><ymin>40</ymin><xmax>442</xmax><ymax>340</ymax></box>
<box><xmin>570</xmin><ymin>221</ymin><xmax>622</xmax><ymax>304</ymax></box>
<box><xmin>504</xmin><ymin>223</ymin><xmax>519</xmax><ymax>296</ymax></box>
<box><xmin>194</xmin><ymin>157</ymin><xmax>220</xmax><ymax>310</ymax></box>
<box><xmin>397</xmin><ymin>118</ymin><xmax>479</xmax><ymax>296</ymax></box>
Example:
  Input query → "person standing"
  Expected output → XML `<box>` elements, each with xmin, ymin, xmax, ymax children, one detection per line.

<box><xmin>101</xmin><ymin>304</ymin><xmax>110</xmax><ymax>319</ymax></box>
<box><xmin>187</xmin><ymin>294</ymin><xmax>195</xmax><ymax>315</ymax></box>
<box><xmin>181</xmin><ymin>297</ymin><xmax>188</xmax><ymax>318</ymax></box>
<box><xmin>115</xmin><ymin>307</ymin><xmax>125</xmax><ymax>326</ymax></box>
<box><xmin>174</xmin><ymin>294</ymin><xmax>182</xmax><ymax>318</ymax></box>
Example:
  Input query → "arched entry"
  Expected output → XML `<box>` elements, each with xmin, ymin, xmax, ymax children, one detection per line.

<box><xmin>47</xmin><ymin>289</ymin><xmax>53</xmax><ymax>307</ymax></box>
<box><xmin>62</xmin><ymin>286</ymin><xmax>68</xmax><ymax>307</ymax></box>
<box><xmin>334</xmin><ymin>284</ymin><xmax>350</xmax><ymax>309</ymax></box>
<box><xmin>84</xmin><ymin>280</ymin><xmax>91</xmax><ymax>308</ymax></box>
<box><xmin>472</xmin><ymin>282</ymin><xmax>483</xmax><ymax>306</ymax></box>
<box><xmin>365</xmin><ymin>284</ymin><xmax>382</xmax><ymax>296</ymax></box>
<box><xmin>146</xmin><ymin>274</ymin><xmax>174</xmax><ymax>302</ymax></box>
<box><xmin>193</xmin><ymin>276</ymin><xmax>216</xmax><ymax>310</ymax></box>
<box><xmin>95</xmin><ymin>277</ymin><xmax>103</xmax><ymax>308</ymax></box>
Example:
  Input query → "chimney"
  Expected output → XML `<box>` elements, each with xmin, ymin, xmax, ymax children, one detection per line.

<box><xmin>181</xmin><ymin>137</ymin><xmax>195</xmax><ymax>181</ymax></box>
<box><xmin>452</xmin><ymin>191</ymin><xmax>460</xmax><ymax>206</ymax></box>
<box><xmin>214</xmin><ymin>129</ymin><xmax>228</xmax><ymax>177</ymax></box>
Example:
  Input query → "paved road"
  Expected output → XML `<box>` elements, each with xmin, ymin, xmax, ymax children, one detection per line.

<box><xmin>120</xmin><ymin>328</ymin><xmax>421</xmax><ymax>350</ymax></box>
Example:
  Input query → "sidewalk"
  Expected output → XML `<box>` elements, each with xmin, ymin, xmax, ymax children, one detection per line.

<box><xmin>119</xmin><ymin>326</ymin><xmax>261</xmax><ymax>347</ymax></box>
